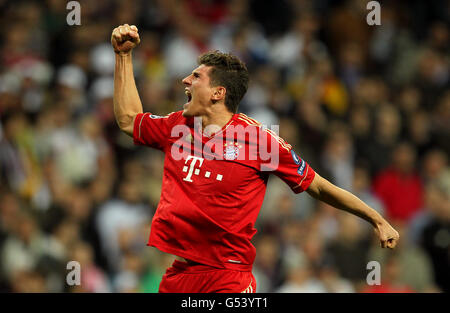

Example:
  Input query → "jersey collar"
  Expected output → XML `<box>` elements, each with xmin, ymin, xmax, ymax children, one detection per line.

<box><xmin>194</xmin><ymin>113</ymin><xmax>237</xmax><ymax>140</ymax></box>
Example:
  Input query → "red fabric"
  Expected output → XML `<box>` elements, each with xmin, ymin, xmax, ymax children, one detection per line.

<box><xmin>133</xmin><ymin>111</ymin><xmax>315</xmax><ymax>271</ymax></box>
<box><xmin>184</xmin><ymin>0</ymin><xmax>228</xmax><ymax>25</ymax></box>
<box><xmin>361</xmin><ymin>283</ymin><xmax>414</xmax><ymax>293</ymax></box>
<box><xmin>372</xmin><ymin>168</ymin><xmax>424</xmax><ymax>222</ymax></box>
<box><xmin>159</xmin><ymin>260</ymin><xmax>256</xmax><ymax>293</ymax></box>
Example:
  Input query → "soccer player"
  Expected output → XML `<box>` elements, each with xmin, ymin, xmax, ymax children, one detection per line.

<box><xmin>111</xmin><ymin>24</ymin><xmax>399</xmax><ymax>293</ymax></box>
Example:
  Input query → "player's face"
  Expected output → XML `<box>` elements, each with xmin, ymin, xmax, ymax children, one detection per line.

<box><xmin>181</xmin><ymin>65</ymin><xmax>216</xmax><ymax>117</ymax></box>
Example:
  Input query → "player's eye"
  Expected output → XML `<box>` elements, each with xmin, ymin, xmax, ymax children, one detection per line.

<box><xmin>193</xmin><ymin>73</ymin><xmax>199</xmax><ymax>78</ymax></box>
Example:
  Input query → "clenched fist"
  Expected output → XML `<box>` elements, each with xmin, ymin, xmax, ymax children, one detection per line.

<box><xmin>374</xmin><ymin>220</ymin><xmax>400</xmax><ymax>249</ymax></box>
<box><xmin>111</xmin><ymin>24</ymin><xmax>140</xmax><ymax>55</ymax></box>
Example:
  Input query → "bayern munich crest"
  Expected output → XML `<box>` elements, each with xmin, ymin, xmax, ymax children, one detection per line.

<box><xmin>224</xmin><ymin>142</ymin><xmax>242</xmax><ymax>160</ymax></box>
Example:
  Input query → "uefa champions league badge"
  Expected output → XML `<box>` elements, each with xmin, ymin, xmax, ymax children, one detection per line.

<box><xmin>291</xmin><ymin>150</ymin><xmax>306</xmax><ymax>175</ymax></box>
<box><xmin>224</xmin><ymin>142</ymin><xmax>242</xmax><ymax>160</ymax></box>
<box><xmin>297</xmin><ymin>159</ymin><xmax>306</xmax><ymax>176</ymax></box>
<box><xmin>291</xmin><ymin>150</ymin><xmax>300</xmax><ymax>165</ymax></box>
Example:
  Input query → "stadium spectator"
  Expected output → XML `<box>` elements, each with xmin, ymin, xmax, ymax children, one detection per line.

<box><xmin>373</xmin><ymin>142</ymin><xmax>424</xmax><ymax>223</ymax></box>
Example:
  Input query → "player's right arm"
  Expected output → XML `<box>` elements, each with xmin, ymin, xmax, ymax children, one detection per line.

<box><xmin>306</xmin><ymin>173</ymin><xmax>399</xmax><ymax>249</ymax></box>
<box><xmin>112</xmin><ymin>24</ymin><xmax>142</xmax><ymax>137</ymax></box>
<box><xmin>259</xmin><ymin>125</ymin><xmax>399</xmax><ymax>249</ymax></box>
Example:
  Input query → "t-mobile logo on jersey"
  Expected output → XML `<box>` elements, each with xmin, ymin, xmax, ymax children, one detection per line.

<box><xmin>182</xmin><ymin>155</ymin><xmax>223</xmax><ymax>183</ymax></box>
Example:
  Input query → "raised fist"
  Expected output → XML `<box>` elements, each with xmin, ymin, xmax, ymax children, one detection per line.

<box><xmin>111</xmin><ymin>24</ymin><xmax>140</xmax><ymax>55</ymax></box>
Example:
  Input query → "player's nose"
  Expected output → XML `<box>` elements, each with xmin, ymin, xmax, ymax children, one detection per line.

<box><xmin>182</xmin><ymin>75</ymin><xmax>191</xmax><ymax>86</ymax></box>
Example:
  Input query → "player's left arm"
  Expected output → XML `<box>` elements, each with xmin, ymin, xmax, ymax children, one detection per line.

<box><xmin>306</xmin><ymin>173</ymin><xmax>400</xmax><ymax>249</ymax></box>
<box><xmin>112</xmin><ymin>24</ymin><xmax>142</xmax><ymax>137</ymax></box>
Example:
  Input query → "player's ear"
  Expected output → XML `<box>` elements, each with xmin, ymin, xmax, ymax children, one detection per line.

<box><xmin>211</xmin><ymin>86</ymin><xmax>226</xmax><ymax>102</ymax></box>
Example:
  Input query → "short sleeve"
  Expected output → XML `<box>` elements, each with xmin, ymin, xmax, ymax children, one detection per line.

<box><xmin>133</xmin><ymin>111</ymin><xmax>181</xmax><ymax>150</ymax></box>
<box><xmin>260</xmin><ymin>129</ymin><xmax>316</xmax><ymax>194</ymax></box>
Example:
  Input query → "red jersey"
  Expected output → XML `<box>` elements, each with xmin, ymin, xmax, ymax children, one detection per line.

<box><xmin>133</xmin><ymin>111</ymin><xmax>316</xmax><ymax>271</ymax></box>
<box><xmin>373</xmin><ymin>168</ymin><xmax>423</xmax><ymax>222</ymax></box>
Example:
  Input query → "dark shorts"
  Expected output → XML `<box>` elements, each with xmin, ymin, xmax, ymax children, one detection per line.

<box><xmin>158</xmin><ymin>260</ymin><xmax>257</xmax><ymax>293</ymax></box>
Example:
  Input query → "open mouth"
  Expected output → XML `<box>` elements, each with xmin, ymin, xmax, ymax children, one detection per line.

<box><xmin>185</xmin><ymin>89</ymin><xmax>192</xmax><ymax>102</ymax></box>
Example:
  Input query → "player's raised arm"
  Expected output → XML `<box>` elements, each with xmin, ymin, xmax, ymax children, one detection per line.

<box><xmin>111</xmin><ymin>24</ymin><xmax>143</xmax><ymax>137</ymax></box>
<box><xmin>306</xmin><ymin>173</ymin><xmax>400</xmax><ymax>249</ymax></box>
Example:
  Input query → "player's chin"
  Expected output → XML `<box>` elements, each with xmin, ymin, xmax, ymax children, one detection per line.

<box><xmin>182</xmin><ymin>108</ymin><xmax>192</xmax><ymax>117</ymax></box>
<box><xmin>182</xmin><ymin>103</ymin><xmax>194</xmax><ymax>117</ymax></box>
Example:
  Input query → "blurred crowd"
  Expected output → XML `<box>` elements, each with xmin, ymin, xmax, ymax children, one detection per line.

<box><xmin>0</xmin><ymin>0</ymin><xmax>449</xmax><ymax>293</ymax></box>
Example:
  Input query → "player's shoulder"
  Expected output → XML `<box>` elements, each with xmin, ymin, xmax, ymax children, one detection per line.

<box><xmin>235</xmin><ymin>113</ymin><xmax>281</xmax><ymax>137</ymax></box>
<box><xmin>167</xmin><ymin>110</ymin><xmax>184</xmax><ymax>123</ymax></box>
<box><xmin>235</xmin><ymin>113</ymin><xmax>292</xmax><ymax>151</ymax></box>
<box><xmin>234</xmin><ymin>113</ymin><xmax>263</xmax><ymax>129</ymax></box>
<box><xmin>145</xmin><ymin>110</ymin><xmax>184</xmax><ymax>124</ymax></box>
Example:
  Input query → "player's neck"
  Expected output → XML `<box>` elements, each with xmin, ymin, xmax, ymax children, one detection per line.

<box><xmin>198</xmin><ymin>106</ymin><xmax>234</xmax><ymax>137</ymax></box>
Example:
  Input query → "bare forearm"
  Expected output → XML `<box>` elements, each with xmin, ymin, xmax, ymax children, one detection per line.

<box><xmin>319</xmin><ymin>185</ymin><xmax>384</xmax><ymax>227</ymax></box>
<box><xmin>307</xmin><ymin>174</ymin><xmax>384</xmax><ymax>227</ymax></box>
<box><xmin>307</xmin><ymin>173</ymin><xmax>399</xmax><ymax>249</ymax></box>
<box><xmin>113</xmin><ymin>52</ymin><xmax>143</xmax><ymax>135</ymax></box>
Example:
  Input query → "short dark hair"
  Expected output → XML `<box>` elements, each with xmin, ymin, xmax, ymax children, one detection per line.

<box><xmin>198</xmin><ymin>50</ymin><xmax>249</xmax><ymax>113</ymax></box>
